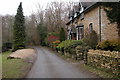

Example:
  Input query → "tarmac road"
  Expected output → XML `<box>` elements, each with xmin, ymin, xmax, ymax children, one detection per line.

<box><xmin>26</xmin><ymin>47</ymin><xmax>99</xmax><ymax>78</ymax></box>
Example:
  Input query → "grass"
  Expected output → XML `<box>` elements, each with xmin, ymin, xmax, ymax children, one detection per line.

<box><xmin>83</xmin><ymin>64</ymin><xmax>120</xmax><ymax>79</ymax></box>
<box><xmin>2</xmin><ymin>51</ymin><xmax>32</xmax><ymax>78</ymax></box>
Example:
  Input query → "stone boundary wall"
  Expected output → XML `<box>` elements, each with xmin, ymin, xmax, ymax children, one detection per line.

<box><xmin>87</xmin><ymin>50</ymin><xmax>120</xmax><ymax>76</ymax></box>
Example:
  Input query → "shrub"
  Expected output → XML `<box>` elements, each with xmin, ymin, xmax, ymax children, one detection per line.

<box><xmin>48</xmin><ymin>32</ymin><xmax>59</xmax><ymax>37</ymax></box>
<box><xmin>59</xmin><ymin>28</ymin><xmax>66</xmax><ymax>42</ymax></box>
<box><xmin>83</xmin><ymin>30</ymin><xmax>98</xmax><ymax>49</ymax></box>
<box><xmin>47</xmin><ymin>35</ymin><xmax>59</xmax><ymax>47</ymax></box>
<box><xmin>47</xmin><ymin>36</ymin><xmax>59</xmax><ymax>43</ymax></box>
<box><xmin>96</xmin><ymin>39</ymin><xmax>120</xmax><ymax>51</ymax></box>
<box><xmin>52</xmin><ymin>40</ymin><xmax>61</xmax><ymax>48</ymax></box>
<box><xmin>57</xmin><ymin>40</ymin><xmax>84</xmax><ymax>54</ymax></box>
<box><xmin>2</xmin><ymin>42</ymin><xmax>12</xmax><ymax>52</ymax></box>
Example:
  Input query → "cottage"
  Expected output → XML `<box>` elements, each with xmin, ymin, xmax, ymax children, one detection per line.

<box><xmin>66</xmin><ymin>2</ymin><xmax>119</xmax><ymax>41</ymax></box>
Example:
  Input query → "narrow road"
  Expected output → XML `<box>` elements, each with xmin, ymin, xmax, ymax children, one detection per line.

<box><xmin>27</xmin><ymin>47</ymin><xmax>99</xmax><ymax>78</ymax></box>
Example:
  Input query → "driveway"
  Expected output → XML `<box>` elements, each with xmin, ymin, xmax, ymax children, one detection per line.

<box><xmin>27</xmin><ymin>47</ymin><xmax>99</xmax><ymax>78</ymax></box>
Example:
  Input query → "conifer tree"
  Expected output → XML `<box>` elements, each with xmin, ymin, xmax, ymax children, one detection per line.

<box><xmin>37</xmin><ymin>23</ymin><xmax>47</xmax><ymax>46</ymax></box>
<box><xmin>13</xmin><ymin>2</ymin><xmax>26</xmax><ymax>51</ymax></box>
<box><xmin>59</xmin><ymin>27</ymin><xmax>65</xmax><ymax>42</ymax></box>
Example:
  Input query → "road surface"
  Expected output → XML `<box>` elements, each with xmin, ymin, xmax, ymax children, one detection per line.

<box><xmin>27</xmin><ymin>47</ymin><xmax>99</xmax><ymax>78</ymax></box>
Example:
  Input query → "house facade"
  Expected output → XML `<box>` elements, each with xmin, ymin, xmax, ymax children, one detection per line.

<box><xmin>66</xmin><ymin>2</ymin><xmax>119</xmax><ymax>41</ymax></box>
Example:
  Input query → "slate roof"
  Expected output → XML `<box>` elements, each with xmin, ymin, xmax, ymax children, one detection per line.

<box><xmin>66</xmin><ymin>2</ymin><xmax>98</xmax><ymax>25</ymax></box>
<box><xmin>81</xmin><ymin>2</ymin><xmax>95</xmax><ymax>9</ymax></box>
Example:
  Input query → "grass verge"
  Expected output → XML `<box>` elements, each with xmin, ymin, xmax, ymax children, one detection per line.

<box><xmin>83</xmin><ymin>64</ymin><xmax>119</xmax><ymax>79</ymax></box>
<box><xmin>2</xmin><ymin>51</ymin><xmax>32</xmax><ymax>78</ymax></box>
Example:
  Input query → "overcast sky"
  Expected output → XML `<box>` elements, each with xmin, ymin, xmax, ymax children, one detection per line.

<box><xmin>0</xmin><ymin>0</ymin><xmax>117</xmax><ymax>16</ymax></box>
<box><xmin>0</xmin><ymin>0</ymin><xmax>79</xmax><ymax>16</ymax></box>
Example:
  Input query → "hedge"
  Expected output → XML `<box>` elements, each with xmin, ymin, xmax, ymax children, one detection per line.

<box><xmin>56</xmin><ymin>40</ymin><xmax>83</xmax><ymax>53</ymax></box>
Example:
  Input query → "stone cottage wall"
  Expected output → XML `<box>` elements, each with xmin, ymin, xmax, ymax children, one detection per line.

<box><xmin>78</xmin><ymin>7</ymin><xmax>100</xmax><ymax>35</ymax></box>
<box><xmin>77</xmin><ymin>6</ymin><xmax>118</xmax><ymax>41</ymax></box>
<box><xmin>101</xmin><ymin>6</ymin><xmax>118</xmax><ymax>40</ymax></box>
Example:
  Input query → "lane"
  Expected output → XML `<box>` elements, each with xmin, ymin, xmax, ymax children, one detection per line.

<box><xmin>27</xmin><ymin>47</ymin><xmax>98</xmax><ymax>78</ymax></box>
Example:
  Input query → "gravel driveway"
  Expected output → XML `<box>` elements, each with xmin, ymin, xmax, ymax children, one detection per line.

<box><xmin>27</xmin><ymin>47</ymin><xmax>99</xmax><ymax>78</ymax></box>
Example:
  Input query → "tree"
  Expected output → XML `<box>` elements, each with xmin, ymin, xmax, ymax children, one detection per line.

<box><xmin>102</xmin><ymin>2</ymin><xmax>120</xmax><ymax>38</ymax></box>
<box><xmin>37</xmin><ymin>23</ymin><xmax>47</xmax><ymax>46</ymax></box>
<box><xmin>83</xmin><ymin>30</ymin><xmax>98</xmax><ymax>49</ymax></box>
<box><xmin>59</xmin><ymin>27</ymin><xmax>65</xmax><ymax>42</ymax></box>
<box><xmin>89</xmin><ymin>30</ymin><xmax>98</xmax><ymax>49</ymax></box>
<box><xmin>2</xmin><ymin>15</ymin><xmax>14</xmax><ymax>44</ymax></box>
<box><xmin>25</xmin><ymin>14</ymin><xmax>39</xmax><ymax>45</ymax></box>
<box><xmin>13</xmin><ymin>2</ymin><xmax>26</xmax><ymax>51</ymax></box>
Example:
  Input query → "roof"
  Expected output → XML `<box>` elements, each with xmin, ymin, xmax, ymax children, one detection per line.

<box><xmin>82</xmin><ymin>2</ymin><xmax>99</xmax><ymax>14</ymax></box>
<box><xmin>81</xmin><ymin>2</ymin><xmax>96</xmax><ymax>9</ymax></box>
<box><xmin>68</xmin><ymin>2</ymin><xmax>95</xmax><ymax>19</ymax></box>
<box><xmin>66</xmin><ymin>2</ymin><xmax>99</xmax><ymax>25</ymax></box>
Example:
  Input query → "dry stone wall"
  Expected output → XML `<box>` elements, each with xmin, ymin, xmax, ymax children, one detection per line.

<box><xmin>87</xmin><ymin>49</ymin><xmax>120</xmax><ymax>76</ymax></box>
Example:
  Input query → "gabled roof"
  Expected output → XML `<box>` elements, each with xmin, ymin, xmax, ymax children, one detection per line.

<box><xmin>66</xmin><ymin>2</ymin><xmax>99</xmax><ymax>25</ymax></box>
<box><xmin>81</xmin><ymin>2</ymin><xmax>95</xmax><ymax>9</ymax></box>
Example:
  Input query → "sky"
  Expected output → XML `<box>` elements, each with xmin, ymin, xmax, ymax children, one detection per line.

<box><xmin>0</xmin><ymin>0</ymin><xmax>79</xmax><ymax>16</ymax></box>
<box><xmin>0</xmin><ymin>0</ymin><xmax>118</xmax><ymax>16</ymax></box>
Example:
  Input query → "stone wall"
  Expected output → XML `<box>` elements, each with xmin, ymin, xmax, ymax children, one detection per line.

<box><xmin>101</xmin><ymin>7</ymin><xmax>118</xmax><ymax>40</ymax></box>
<box><xmin>87</xmin><ymin>49</ymin><xmax>120</xmax><ymax>76</ymax></box>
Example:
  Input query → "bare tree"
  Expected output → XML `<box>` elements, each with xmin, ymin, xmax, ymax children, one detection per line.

<box><xmin>2</xmin><ymin>15</ymin><xmax>14</xmax><ymax>43</ymax></box>
<box><xmin>25</xmin><ymin>14</ymin><xmax>40</xmax><ymax>45</ymax></box>
<box><xmin>43</xmin><ymin>1</ymin><xmax>76</xmax><ymax>32</ymax></box>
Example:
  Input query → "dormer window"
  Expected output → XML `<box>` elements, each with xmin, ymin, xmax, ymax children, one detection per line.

<box><xmin>79</xmin><ymin>2</ymin><xmax>84</xmax><ymax>13</ymax></box>
<box><xmin>74</xmin><ymin>13</ymin><xmax>77</xmax><ymax>17</ymax></box>
<box><xmin>70</xmin><ymin>17</ymin><xmax>72</xmax><ymax>20</ymax></box>
<box><xmin>80</xmin><ymin>13</ymin><xmax>84</xmax><ymax>20</ymax></box>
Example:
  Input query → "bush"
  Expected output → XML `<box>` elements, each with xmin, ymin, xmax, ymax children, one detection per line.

<box><xmin>96</xmin><ymin>39</ymin><xmax>120</xmax><ymax>51</ymax></box>
<box><xmin>57</xmin><ymin>40</ymin><xmax>84</xmax><ymax>54</ymax></box>
<box><xmin>83</xmin><ymin>30</ymin><xmax>98</xmax><ymax>49</ymax></box>
<box><xmin>52</xmin><ymin>40</ymin><xmax>61</xmax><ymax>49</ymax></box>
<box><xmin>56</xmin><ymin>40</ymin><xmax>71</xmax><ymax>51</ymax></box>
<box><xmin>59</xmin><ymin>28</ymin><xmax>66</xmax><ymax>42</ymax></box>
<box><xmin>48</xmin><ymin>32</ymin><xmax>59</xmax><ymax>37</ymax></box>
<box><xmin>2</xmin><ymin>42</ymin><xmax>12</xmax><ymax>52</ymax></box>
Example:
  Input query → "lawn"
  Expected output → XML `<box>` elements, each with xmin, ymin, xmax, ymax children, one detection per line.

<box><xmin>2</xmin><ymin>51</ymin><xmax>32</xmax><ymax>78</ymax></box>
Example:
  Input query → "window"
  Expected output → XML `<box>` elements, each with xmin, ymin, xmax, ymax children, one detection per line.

<box><xmin>78</xmin><ymin>26</ymin><xmax>84</xmax><ymax>40</ymax></box>
<box><xmin>89</xmin><ymin>23</ymin><xmax>93</xmax><ymax>33</ymax></box>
